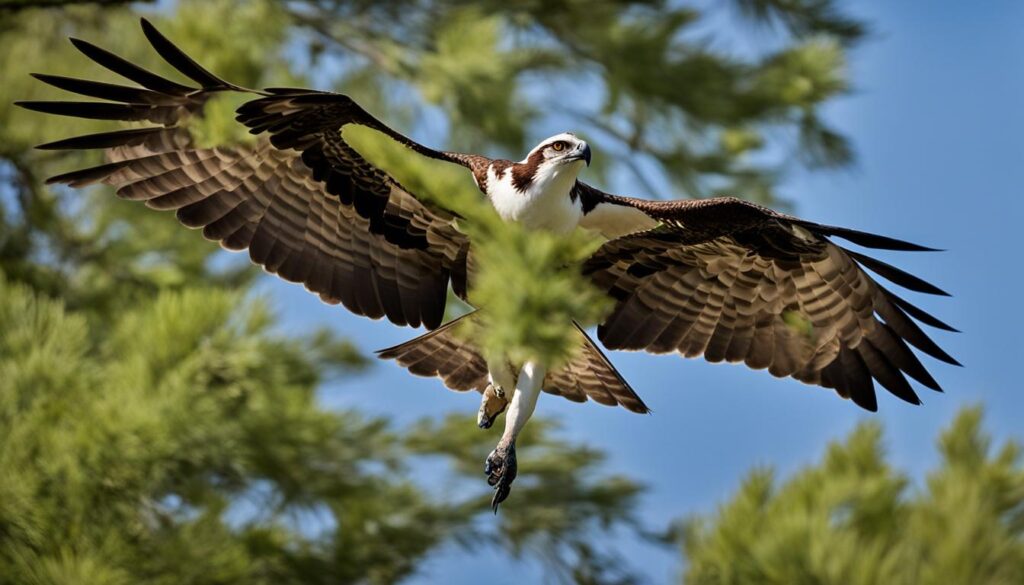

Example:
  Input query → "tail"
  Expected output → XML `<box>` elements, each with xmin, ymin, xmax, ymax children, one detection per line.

<box><xmin>377</xmin><ymin>312</ymin><xmax>650</xmax><ymax>414</ymax></box>
<box><xmin>549</xmin><ymin>323</ymin><xmax>650</xmax><ymax>414</ymax></box>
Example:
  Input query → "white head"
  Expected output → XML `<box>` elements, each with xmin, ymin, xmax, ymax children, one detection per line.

<box><xmin>507</xmin><ymin>132</ymin><xmax>591</xmax><ymax>195</ymax></box>
<box><xmin>520</xmin><ymin>132</ymin><xmax>592</xmax><ymax>168</ymax></box>
<box><xmin>486</xmin><ymin>132</ymin><xmax>592</xmax><ymax>232</ymax></box>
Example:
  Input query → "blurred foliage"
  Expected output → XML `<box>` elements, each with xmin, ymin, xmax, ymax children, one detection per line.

<box><xmin>0</xmin><ymin>0</ymin><xmax>295</xmax><ymax>315</ymax></box>
<box><xmin>286</xmin><ymin>0</ymin><xmax>863</xmax><ymax>202</ymax></box>
<box><xmin>675</xmin><ymin>407</ymin><xmax>1024</xmax><ymax>584</ymax></box>
<box><xmin>0</xmin><ymin>0</ymin><xmax>869</xmax><ymax>582</ymax></box>
<box><xmin>0</xmin><ymin>276</ymin><xmax>645</xmax><ymax>584</ymax></box>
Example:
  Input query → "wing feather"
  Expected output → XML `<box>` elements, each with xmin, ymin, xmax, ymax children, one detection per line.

<box><xmin>582</xmin><ymin>192</ymin><xmax>957</xmax><ymax>411</ymax></box>
<box><xmin>21</xmin><ymin>18</ymin><xmax>474</xmax><ymax>330</ymax></box>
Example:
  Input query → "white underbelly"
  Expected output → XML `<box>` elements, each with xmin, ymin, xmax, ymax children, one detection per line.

<box><xmin>491</xmin><ymin>186</ymin><xmax>582</xmax><ymax>234</ymax></box>
<box><xmin>520</xmin><ymin>195</ymin><xmax>581</xmax><ymax>233</ymax></box>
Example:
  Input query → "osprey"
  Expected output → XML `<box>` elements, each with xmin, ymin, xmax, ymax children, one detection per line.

<box><xmin>19</xmin><ymin>20</ymin><xmax>957</xmax><ymax>510</ymax></box>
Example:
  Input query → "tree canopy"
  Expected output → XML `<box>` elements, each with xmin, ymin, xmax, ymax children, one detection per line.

<box><xmin>676</xmin><ymin>407</ymin><xmax>1024</xmax><ymax>585</ymax></box>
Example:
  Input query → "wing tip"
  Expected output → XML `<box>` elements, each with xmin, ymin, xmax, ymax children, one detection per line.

<box><xmin>808</xmin><ymin>222</ymin><xmax>945</xmax><ymax>252</ymax></box>
<box><xmin>13</xmin><ymin>100</ymin><xmax>44</xmax><ymax>113</ymax></box>
<box><xmin>848</xmin><ymin>386</ymin><xmax>879</xmax><ymax>412</ymax></box>
<box><xmin>67</xmin><ymin>36</ymin><xmax>98</xmax><ymax>56</ymax></box>
<box><xmin>846</xmin><ymin>248</ymin><xmax>952</xmax><ymax>297</ymax></box>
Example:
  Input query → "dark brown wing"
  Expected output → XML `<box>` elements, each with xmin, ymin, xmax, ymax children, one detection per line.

<box><xmin>17</xmin><ymin>18</ymin><xmax>481</xmax><ymax>329</ymax></box>
<box><xmin>377</xmin><ymin>313</ymin><xmax>650</xmax><ymax>413</ymax></box>
<box><xmin>580</xmin><ymin>191</ymin><xmax>958</xmax><ymax>411</ymax></box>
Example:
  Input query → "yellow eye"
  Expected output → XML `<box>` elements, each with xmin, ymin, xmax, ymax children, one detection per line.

<box><xmin>551</xmin><ymin>141</ymin><xmax>566</xmax><ymax>152</ymax></box>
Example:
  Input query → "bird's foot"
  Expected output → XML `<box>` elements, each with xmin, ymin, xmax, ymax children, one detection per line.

<box><xmin>477</xmin><ymin>384</ymin><xmax>508</xmax><ymax>429</ymax></box>
<box><xmin>484</xmin><ymin>441</ymin><xmax>517</xmax><ymax>512</ymax></box>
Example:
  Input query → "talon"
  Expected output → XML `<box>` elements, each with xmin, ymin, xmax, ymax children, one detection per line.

<box><xmin>492</xmin><ymin>484</ymin><xmax>511</xmax><ymax>513</ymax></box>
<box><xmin>477</xmin><ymin>384</ymin><xmax>508</xmax><ymax>430</ymax></box>
<box><xmin>484</xmin><ymin>441</ymin><xmax>517</xmax><ymax>512</ymax></box>
<box><xmin>484</xmin><ymin>450</ymin><xmax>497</xmax><ymax>475</ymax></box>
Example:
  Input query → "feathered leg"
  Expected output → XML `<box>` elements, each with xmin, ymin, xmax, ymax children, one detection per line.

<box><xmin>485</xmin><ymin>360</ymin><xmax>546</xmax><ymax>512</ymax></box>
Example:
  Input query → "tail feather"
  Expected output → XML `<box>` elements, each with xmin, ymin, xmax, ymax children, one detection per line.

<box><xmin>377</xmin><ymin>312</ymin><xmax>650</xmax><ymax>414</ymax></box>
<box><xmin>546</xmin><ymin>323</ymin><xmax>650</xmax><ymax>414</ymax></box>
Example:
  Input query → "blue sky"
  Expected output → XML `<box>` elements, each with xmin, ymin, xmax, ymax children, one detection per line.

<box><xmin>259</xmin><ymin>1</ymin><xmax>1024</xmax><ymax>581</ymax></box>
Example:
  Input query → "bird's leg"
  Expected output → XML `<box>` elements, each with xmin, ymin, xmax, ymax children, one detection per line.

<box><xmin>485</xmin><ymin>360</ymin><xmax>546</xmax><ymax>512</ymax></box>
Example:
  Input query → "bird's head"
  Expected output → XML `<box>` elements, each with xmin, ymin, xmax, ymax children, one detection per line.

<box><xmin>506</xmin><ymin>132</ymin><xmax>591</xmax><ymax>196</ymax></box>
<box><xmin>523</xmin><ymin>132</ymin><xmax>591</xmax><ymax>168</ymax></box>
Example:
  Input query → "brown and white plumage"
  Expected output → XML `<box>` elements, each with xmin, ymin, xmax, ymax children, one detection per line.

<box><xmin>19</xmin><ymin>20</ymin><xmax>956</xmax><ymax>508</ymax></box>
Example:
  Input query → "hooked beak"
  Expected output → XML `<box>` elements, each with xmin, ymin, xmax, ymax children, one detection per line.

<box><xmin>566</xmin><ymin>143</ymin><xmax>592</xmax><ymax>166</ymax></box>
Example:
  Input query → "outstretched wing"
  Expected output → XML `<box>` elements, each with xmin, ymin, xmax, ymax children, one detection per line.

<box><xmin>377</xmin><ymin>313</ymin><xmax>649</xmax><ymax>413</ymax></box>
<box><xmin>576</xmin><ymin>184</ymin><xmax>958</xmax><ymax>411</ymax></box>
<box><xmin>17</xmin><ymin>18</ymin><xmax>482</xmax><ymax>330</ymax></box>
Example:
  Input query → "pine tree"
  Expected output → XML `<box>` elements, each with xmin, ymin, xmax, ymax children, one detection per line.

<box><xmin>676</xmin><ymin>407</ymin><xmax>1024</xmax><ymax>585</ymax></box>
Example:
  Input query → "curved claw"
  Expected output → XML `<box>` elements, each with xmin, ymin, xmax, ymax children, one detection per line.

<box><xmin>491</xmin><ymin>484</ymin><xmax>511</xmax><ymax>513</ymax></box>
<box><xmin>484</xmin><ymin>442</ymin><xmax>517</xmax><ymax>513</ymax></box>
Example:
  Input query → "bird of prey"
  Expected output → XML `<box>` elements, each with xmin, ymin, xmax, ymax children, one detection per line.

<box><xmin>18</xmin><ymin>19</ymin><xmax>957</xmax><ymax>511</ymax></box>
